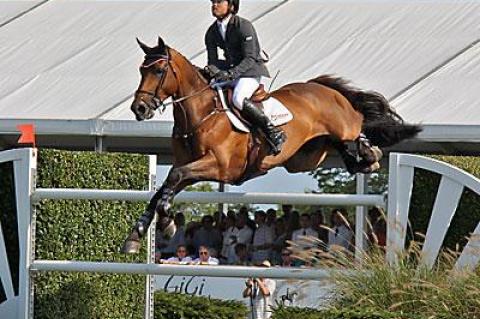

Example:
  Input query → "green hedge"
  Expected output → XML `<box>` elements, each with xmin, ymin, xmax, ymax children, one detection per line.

<box><xmin>155</xmin><ymin>292</ymin><xmax>247</xmax><ymax>319</ymax></box>
<box><xmin>34</xmin><ymin>149</ymin><xmax>149</xmax><ymax>319</ymax></box>
<box><xmin>272</xmin><ymin>307</ymin><xmax>412</xmax><ymax>319</ymax></box>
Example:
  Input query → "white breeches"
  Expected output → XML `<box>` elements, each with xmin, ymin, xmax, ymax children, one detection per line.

<box><xmin>232</xmin><ymin>77</ymin><xmax>261</xmax><ymax>110</ymax></box>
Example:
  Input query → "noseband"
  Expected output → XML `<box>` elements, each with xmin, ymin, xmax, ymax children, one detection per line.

<box><xmin>135</xmin><ymin>50</ymin><xmax>171</xmax><ymax>112</ymax></box>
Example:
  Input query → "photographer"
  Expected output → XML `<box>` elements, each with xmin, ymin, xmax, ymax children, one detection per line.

<box><xmin>243</xmin><ymin>260</ymin><xmax>276</xmax><ymax>319</ymax></box>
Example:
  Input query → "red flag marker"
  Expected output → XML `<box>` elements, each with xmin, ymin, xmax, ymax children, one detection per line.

<box><xmin>17</xmin><ymin>124</ymin><xmax>36</xmax><ymax>148</ymax></box>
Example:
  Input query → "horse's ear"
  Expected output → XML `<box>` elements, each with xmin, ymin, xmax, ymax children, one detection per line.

<box><xmin>157</xmin><ymin>36</ymin><xmax>166</xmax><ymax>50</ymax></box>
<box><xmin>137</xmin><ymin>37</ymin><xmax>153</xmax><ymax>55</ymax></box>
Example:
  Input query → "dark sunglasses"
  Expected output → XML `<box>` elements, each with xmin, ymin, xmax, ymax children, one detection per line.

<box><xmin>199</xmin><ymin>251</ymin><xmax>209</xmax><ymax>255</ymax></box>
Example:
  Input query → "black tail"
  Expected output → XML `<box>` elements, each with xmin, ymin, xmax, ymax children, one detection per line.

<box><xmin>308</xmin><ymin>75</ymin><xmax>422</xmax><ymax>147</ymax></box>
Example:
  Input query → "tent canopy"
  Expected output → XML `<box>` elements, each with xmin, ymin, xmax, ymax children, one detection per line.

<box><xmin>1</xmin><ymin>0</ymin><xmax>479</xmax><ymax>158</ymax></box>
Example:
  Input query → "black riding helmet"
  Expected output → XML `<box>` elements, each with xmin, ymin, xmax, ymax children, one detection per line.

<box><xmin>211</xmin><ymin>0</ymin><xmax>239</xmax><ymax>14</ymax></box>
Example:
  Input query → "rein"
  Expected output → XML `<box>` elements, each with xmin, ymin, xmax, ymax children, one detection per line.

<box><xmin>136</xmin><ymin>47</ymin><xmax>226</xmax><ymax>141</ymax></box>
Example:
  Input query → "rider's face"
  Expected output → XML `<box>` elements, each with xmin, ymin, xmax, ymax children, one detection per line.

<box><xmin>211</xmin><ymin>0</ymin><xmax>230</xmax><ymax>19</ymax></box>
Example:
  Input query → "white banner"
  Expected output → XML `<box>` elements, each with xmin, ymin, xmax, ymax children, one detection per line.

<box><xmin>153</xmin><ymin>275</ymin><xmax>334</xmax><ymax>309</ymax></box>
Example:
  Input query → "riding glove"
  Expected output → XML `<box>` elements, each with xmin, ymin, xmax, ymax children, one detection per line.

<box><xmin>214</xmin><ymin>70</ymin><xmax>233</xmax><ymax>82</ymax></box>
<box><xmin>205</xmin><ymin>65</ymin><xmax>221</xmax><ymax>77</ymax></box>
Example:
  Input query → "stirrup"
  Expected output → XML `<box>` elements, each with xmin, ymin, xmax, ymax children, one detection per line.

<box><xmin>265</xmin><ymin>130</ymin><xmax>286</xmax><ymax>156</ymax></box>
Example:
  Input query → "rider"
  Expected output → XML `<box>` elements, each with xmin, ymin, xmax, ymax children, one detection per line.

<box><xmin>205</xmin><ymin>0</ymin><xmax>286</xmax><ymax>155</ymax></box>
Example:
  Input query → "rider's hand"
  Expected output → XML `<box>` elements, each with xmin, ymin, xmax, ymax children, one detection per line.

<box><xmin>205</xmin><ymin>65</ymin><xmax>221</xmax><ymax>77</ymax></box>
<box><xmin>214</xmin><ymin>70</ymin><xmax>232</xmax><ymax>82</ymax></box>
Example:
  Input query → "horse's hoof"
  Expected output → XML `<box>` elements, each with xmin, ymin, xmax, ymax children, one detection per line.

<box><xmin>359</xmin><ymin>162</ymin><xmax>380</xmax><ymax>174</ymax></box>
<box><xmin>371</xmin><ymin>146</ymin><xmax>383</xmax><ymax>162</ymax></box>
<box><xmin>121</xmin><ymin>239</ymin><xmax>141</xmax><ymax>254</ymax></box>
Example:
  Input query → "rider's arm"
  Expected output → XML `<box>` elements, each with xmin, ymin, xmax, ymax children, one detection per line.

<box><xmin>228</xmin><ymin>19</ymin><xmax>258</xmax><ymax>79</ymax></box>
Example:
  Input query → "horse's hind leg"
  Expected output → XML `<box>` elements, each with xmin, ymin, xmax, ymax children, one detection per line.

<box><xmin>357</xmin><ymin>134</ymin><xmax>383</xmax><ymax>164</ymax></box>
<box><xmin>332</xmin><ymin>139</ymin><xmax>381</xmax><ymax>174</ymax></box>
<box><xmin>331</xmin><ymin>140</ymin><xmax>362</xmax><ymax>174</ymax></box>
<box><xmin>122</xmin><ymin>154</ymin><xmax>219</xmax><ymax>254</ymax></box>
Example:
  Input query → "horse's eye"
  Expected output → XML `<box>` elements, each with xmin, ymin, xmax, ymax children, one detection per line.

<box><xmin>155</xmin><ymin>69</ymin><xmax>164</xmax><ymax>76</ymax></box>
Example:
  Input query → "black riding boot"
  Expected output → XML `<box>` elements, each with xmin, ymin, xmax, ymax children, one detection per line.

<box><xmin>241</xmin><ymin>98</ymin><xmax>286</xmax><ymax>155</ymax></box>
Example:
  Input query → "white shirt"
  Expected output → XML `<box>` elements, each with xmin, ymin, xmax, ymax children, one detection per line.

<box><xmin>164</xmin><ymin>256</ymin><xmax>192</xmax><ymax>264</ymax></box>
<box><xmin>193</xmin><ymin>256</ymin><xmax>219</xmax><ymax>265</ymax></box>
<box><xmin>222</xmin><ymin>226</ymin><xmax>240</xmax><ymax>263</ymax></box>
<box><xmin>328</xmin><ymin>225</ymin><xmax>353</xmax><ymax>252</ymax></box>
<box><xmin>237</xmin><ymin>226</ymin><xmax>253</xmax><ymax>245</ymax></box>
<box><xmin>291</xmin><ymin>227</ymin><xmax>318</xmax><ymax>249</ymax></box>
<box><xmin>216</xmin><ymin>14</ymin><xmax>232</xmax><ymax>40</ymax></box>
<box><xmin>249</xmin><ymin>278</ymin><xmax>276</xmax><ymax>319</ymax></box>
<box><xmin>252</xmin><ymin>225</ymin><xmax>274</xmax><ymax>263</ymax></box>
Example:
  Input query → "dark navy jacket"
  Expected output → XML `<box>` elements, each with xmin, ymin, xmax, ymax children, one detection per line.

<box><xmin>205</xmin><ymin>15</ymin><xmax>270</xmax><ymax>79</ymax></box>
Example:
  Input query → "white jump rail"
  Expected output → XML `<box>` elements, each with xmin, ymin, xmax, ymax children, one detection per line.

<box><xmin>32</xmin><ymin>188</ymin><xmax>385</xmax><ymax>207</ymax></box>
<box><xmin>30</xmin><ymin>261</ymin><xmax>335</xmax><ymax>280</ymax></box>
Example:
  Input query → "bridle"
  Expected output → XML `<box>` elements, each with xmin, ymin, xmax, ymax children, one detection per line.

<box><xmin>135</xmin><ymin>48</ymin><xmax>212</xmax><ymax>114</ymax></box>
<box><xmin>135</xmin><ymin>50</ymin><xmax>171</xmax><ymax>113</ymax></box>
<box><xmin>134</xmin><ymin>46</ymin><xmax>225</xmax><ymax>142</ymax></box>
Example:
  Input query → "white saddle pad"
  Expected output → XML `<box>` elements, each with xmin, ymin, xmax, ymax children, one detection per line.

<box><xmin>224</xmin><ymin>97</ymin><xmax>293</xmax><ymax>133</ymax></box>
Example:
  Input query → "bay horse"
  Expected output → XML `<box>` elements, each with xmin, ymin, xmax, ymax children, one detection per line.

<box><xmin>122</xmin><ymin>37</ymin><xmax>421</xmax><ymax>253</ymax></box>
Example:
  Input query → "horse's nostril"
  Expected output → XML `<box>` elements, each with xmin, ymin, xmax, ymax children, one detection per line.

<box><xmin>138</xmin><ymin>105</ymin><xmax>146</xmax><ymax>114</ymax></box>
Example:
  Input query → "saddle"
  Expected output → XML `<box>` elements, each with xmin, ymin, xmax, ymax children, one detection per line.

<box><xmin>225</xmin><ymin>84</ymin><xmax>270</xmax><ymax>124</ymax></box>
<box><xmin>227</xmin><ymin>84</ymin><xmax>270</xmax><ymax>106</ymax></box>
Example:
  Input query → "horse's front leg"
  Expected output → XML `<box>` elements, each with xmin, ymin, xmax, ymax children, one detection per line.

<box><xmin>122</xmin><ymin>153</ymin><xmax>219</xmax><ymax>253</ymax></box>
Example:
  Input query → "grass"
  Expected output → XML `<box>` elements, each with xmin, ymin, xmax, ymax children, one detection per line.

<box><xmin>321</xmin><ymin>243</ymin><xmax>480</xmax><ymax>319</ymax></box>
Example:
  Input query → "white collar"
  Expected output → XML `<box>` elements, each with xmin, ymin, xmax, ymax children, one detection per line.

<box><xmin>217</xmin><ymin>14</ymin><xmax>232</xmax><ymax>27</ymax></box>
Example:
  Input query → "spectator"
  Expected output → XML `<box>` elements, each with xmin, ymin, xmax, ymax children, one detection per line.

<box><xmin>163</xmin><ymin>212</ymin><xmax>187</xmax><ymax>256</ymax></box>
<box><xmin>328</xmin><ymin>208</ymin><xmax>354</xmax><ymax>253</ymax></box>
<box><xmin>251</xmin><ymin>211</ymin><xmax>274</xmax><ymax>264</ymax></box>
<box><xmin>221</xmin><ymin>215</ymin><xmax>239</xmax><ymax>263</ymax></box>
<box><xmin>271</xmin><ymin>217</ymin><xmax>288</xmax><ymax>265</ymax></box>
<box><xmin>194</xmin><ymin>245</ymin><xmax>219</xmax><ymax>265</ymax></box>
<box><xmin>311</xmin><ymin>209</ymin><xmax>329</xmax><ymax>250</ymax></box>
<box><xmin>165</xmin><ymin>244</ymin><xmax>192</xmax><ymax>264</ymax></box>
<box><xmin>280</xmin><ymin>248</ymin><xmax>293</xmax><ymax>267</ymax></box>
<box><xmin>243</xmin><ymin>260</ymin><xmax>276</xmax><ymax>319</ymax></box>
<box><xmin>240</xmin><ymin>206</ymin><xmax>256</xmax><ymax>231</ymax></box>
<box><xmin>281</xmin><ymin>204</ymin><xmax>293</xmax><ymax>223</ymax></box>
<box><xmin>227</xmin><ymin>209</ymin><xmax>236</xmax><ymax>219</ymax></box>
<box><xmin>192</xmin><ymin>215</ymin><xmax>222</xmax><ymax>254</ymax></box>
<box><xmin>184</xmin><ymin>221</ymin><xmax>200</xmax><ymax>255</ymax></box>
<box><xmin>214</xmin><ymin>210</ymin><xmax>227</xmax><ymax>232</ymax></box>
<box><xmin>236</xmin><ymin>212</ymin><xmax>254</xmax><ymax>250</ymax></box>
<box><xmin>266</xmin><ymin>208</ymin><xmax>277</xmax><ymax>229</ymax></box>
<box><xmin>286</xmin><ymin>210</ymin><xmax>300</xmax><ymax>240</ymax></box>
<box><xmin>367</xmin><ymin>206</ymin><xmax>387</xmax><ymax>249</ymax></box>
<box><xmin>155</xmin><ymin>222</ymin><xmax>174</xmax><ymax>259</ymax></box>
<box><xmin>291</xmin><ymin>213</ymin><xmax>318</xmax><ymax>250</ymax></box>
<box><xmin>234</xmin><ymin>243</ymin><xmax>249</xmax><ymax>266</ymax></box>
<box><xmin>155</xmin><ymin>251</ymin><xmax>162</xmax><ymax>264</ymax></box>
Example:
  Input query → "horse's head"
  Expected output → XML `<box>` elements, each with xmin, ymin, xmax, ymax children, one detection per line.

<box><xmin>131</xmin><ymin>37</ymin><xmax>178</xmax><ymax>121</ymax></box>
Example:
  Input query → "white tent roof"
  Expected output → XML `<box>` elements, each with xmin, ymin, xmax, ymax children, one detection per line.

<box><xmin>1</xmin><ymin>0</ymin><xmax>479</xmax><ymax>154</ymax></box>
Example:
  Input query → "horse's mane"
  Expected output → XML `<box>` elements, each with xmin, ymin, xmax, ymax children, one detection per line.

<box><xmin>167</xmin><ymin>47</ymin><xmax>210</xmax><ymax>84</ymax></box>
